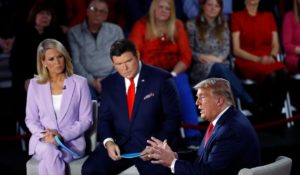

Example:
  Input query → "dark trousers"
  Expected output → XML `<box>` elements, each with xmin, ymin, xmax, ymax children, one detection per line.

<box><xmin>82</xmin><ymin>145</ymin><xmax>171</xmax><ymax>175</ymax></box>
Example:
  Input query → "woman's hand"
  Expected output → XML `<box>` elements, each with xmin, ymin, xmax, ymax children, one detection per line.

<box><xmin>260</xmin><ymin>55</ymin><xmax>275</xmax><ymax>64</ymax></box>
<box><xmin>199</xmin><ymin>54</ymin><xmax>224</xmax><ymax>64</ymax></box>
<box><xmin>42</xmin><ymin>129</ymin><xmax>63</xmax><ymax>145</ymax></box>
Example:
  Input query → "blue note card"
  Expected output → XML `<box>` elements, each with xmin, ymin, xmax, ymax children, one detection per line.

<box><xmin>120</xmin><ymin>152</ymin><xmax>144</xmax><ymax>159</ymax></box>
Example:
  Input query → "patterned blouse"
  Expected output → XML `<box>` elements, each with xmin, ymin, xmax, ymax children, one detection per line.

<box><xmin>186</xmin><ymin>19</ymin><xmax>230</xmax><ymax>84</ymax></box>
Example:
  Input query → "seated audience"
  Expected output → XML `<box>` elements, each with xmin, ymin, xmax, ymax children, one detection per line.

<box><xmin>129</xmin><ymin>0</ymin><xmax>202</xmax><ymax>144</ymax></box>
<box><xmin>147</xmin><ymin>78</ymin><xmax>261</xmax><ymax>175</ymax></box>
<box><xmin>282</xmin><ymin>0</ymin><xmax>300</xmax><ymax>73</ymax></box>
<box><xmin>231</xmin><ymin>0</ymin><xmax>288</xmax><ymax>116</ymax></box>
<box><xmin>25</xmin><ymin>39</ymin><xmax>93</xmax><ymax>175</ymax></box>
<box><xmin>186</xmin><ymin>0</ymin><xmax>259</xmax><ymax>115</ymax></box>
<box><xmin>67</xmin><ymin>0</ymin><xmax>124</xmax><ymax>100</ymax></box>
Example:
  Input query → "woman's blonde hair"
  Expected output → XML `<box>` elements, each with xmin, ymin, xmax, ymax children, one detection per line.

<box><xmin>36</xmin><ymin>39</ymin><xmax>73</xmax><ymax>84</ymax></box>
<box><xmin>146</xmin><ymin>0</ymin><xmax>176</xmax><ymax>41</ymax></box>
<box><xmin>294</xmin><ymin>0</ymin><xmax>300</xmax><ymax>22</ymax></box>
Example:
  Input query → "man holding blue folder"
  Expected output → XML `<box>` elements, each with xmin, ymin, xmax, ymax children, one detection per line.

<box><xmin>82</xmin><ymin>39</ymin><xmax>181</xmax><ymax>175</ymax></box>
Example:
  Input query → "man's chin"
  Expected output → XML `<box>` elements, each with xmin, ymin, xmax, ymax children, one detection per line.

<box><xmin>200</xmin><ymin>115</ymin><xmax>206</xmax><ymax>121</ymax></box>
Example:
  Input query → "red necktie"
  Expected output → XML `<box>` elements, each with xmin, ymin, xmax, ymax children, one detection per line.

<box><xmin>205</xmin><ymin>122</ymin><xmax>214</xmax><ymax>145</ymax></box>
<box><xmin>127</xmin><ymin>78</ymin><xmax>135</xmax><ymax>120</ymax></box>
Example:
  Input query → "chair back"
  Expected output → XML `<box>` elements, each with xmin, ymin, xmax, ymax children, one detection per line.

<box><xmin>238</xmin><ymin>156</ymin><xmax>292</xmax><ymax>175</ymax></box>
<box><xmin>85</xmin><ymin>100</ymin><xmax>98</xmax><ymax>153</ymax></box>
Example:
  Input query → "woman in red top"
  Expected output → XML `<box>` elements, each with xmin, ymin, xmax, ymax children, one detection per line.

<box><xmin>231</xmin><ymin>0</ymin><xmax>288</xmax><ymax>116</ymax></box>
<box><xmin>129</xmin><ymin>1</ymin><xmax>191</xmax><ymax>73</ymax></box>
<box><xmin>231</xmin><ymin>0</ymin><xmax>286</xmax><ymax>82</ymax></box>
<box><xmin>129</xmin><ymin>0</ymin><xmax>201</xmax><ymax>144</ymax></box>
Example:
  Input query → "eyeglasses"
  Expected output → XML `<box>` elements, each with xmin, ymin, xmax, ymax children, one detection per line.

<box><xmin>88</xmin><ymin>6</ymin><xmax>108</xmax><ymax>14</ymax></box>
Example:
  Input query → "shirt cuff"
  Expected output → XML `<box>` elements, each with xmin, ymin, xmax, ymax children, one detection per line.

<box><xmin>171</xmin><ymin>71</ymin><xmax>177</xmax><ymax>77</ymax></box>
<box><xmin>170</xmin><ymin>158</ymin><xmax>177</xmax><ymax>174</ymax></box>
<box><xmin>103</xmin><ymin>138</ymin><xmax>114</xmax><ymax>148</ymax></box>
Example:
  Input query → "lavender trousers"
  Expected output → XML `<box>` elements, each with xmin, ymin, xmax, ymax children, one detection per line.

<box><xmin>33</xmin><ymin>141</ymin><xmax>74</xmax><ymax>175</ymax></box>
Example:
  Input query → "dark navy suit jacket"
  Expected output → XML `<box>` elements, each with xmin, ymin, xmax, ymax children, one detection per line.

<box><xmin>98</xmin><ymin>63</ymin><xmax>181</xmax><ymax>153</ymax></box>
<box><xmin>175</xmin><ymin>106</ymin><xmax>261</xmax><ymax>175</ymax></box>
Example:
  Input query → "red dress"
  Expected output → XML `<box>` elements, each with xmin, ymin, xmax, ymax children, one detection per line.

<box><xmin>128</xmin><ymin>18</ymin><xmax>192</xmax><ymax>71</ymax></box>
<box><xmin>231</xmin><ymin>9</ymin><xmax>286</xmax><ymax>82</ymax></box>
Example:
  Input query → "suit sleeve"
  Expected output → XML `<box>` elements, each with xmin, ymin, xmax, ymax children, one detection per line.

<box><xmin>25</xmin><ymin>79</ymin><xmax>45</xmax><ymax>138</ymax></box>
<box><xmin>156</xmin><ymin>77</ymin><xmax>181</xmax><ymax>142</ymax></box>
<box><xmin>175</xmin><ymin>126</ymin><xmax>246</xmax><ymax>175</ymax></box>
<box><xmin>98</xmin><ymin>81</ymin><xmax>114</xmax><ymax>142</ymax></box>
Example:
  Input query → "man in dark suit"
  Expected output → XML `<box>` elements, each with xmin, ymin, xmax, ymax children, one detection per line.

<box><xmin>147</xmin><ymin>78</ymin><xmax>261</xmax><ymax>175</ymax></box>
<box><xmin>82</xmin><ymin>39</ymin><xmax>181</xmax><ymax>175</ymax></box>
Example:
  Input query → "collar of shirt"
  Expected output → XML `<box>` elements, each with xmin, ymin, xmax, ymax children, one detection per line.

<box><xmin>212</xmin><ymin>106</ymin><xmax>230</xmax><ymax>126</ymax></box>
<box><xmin>125</xmin><ymin>61</ymin><xmax>142</xmax><ymax>94</ymax></box>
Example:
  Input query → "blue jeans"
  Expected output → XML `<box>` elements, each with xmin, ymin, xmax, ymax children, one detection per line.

<box><xmin>173</xmin><ymin>72</ymin><xmax>202</xmax><ymax>138</ymax></box>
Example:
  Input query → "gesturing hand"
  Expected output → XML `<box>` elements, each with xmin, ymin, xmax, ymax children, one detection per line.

<box><xmin>147</xmin><ymin>137</ymin><xmax>176</xmax><ymax>167</ymax></box>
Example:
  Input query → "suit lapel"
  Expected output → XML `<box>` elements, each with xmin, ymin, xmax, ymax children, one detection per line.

<box><xmin>130</xmin><ymin>64</ymin><xmax>148</xmax><ymax>122</ymax></box>
<box><xmin>114</xmin><ymin>74</ymin><xmax>129</xmax><ymax>122</ymax></box>
<box><xmin>57</xmin><ymin>76</ymin><xmax>75</xmax><ymax>122</ymax></box>
<box><xmin>197</xmin><ymin>106</ymin><xmax>235</xmax><ymax>161</ymax></box>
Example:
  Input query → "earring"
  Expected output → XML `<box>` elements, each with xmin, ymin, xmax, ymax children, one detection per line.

<box><xmin>200</xmin><ymin>15</ymin><xmax>205</xmax><ymax>23</ymax></box>
<box><xmin>217</xmin><ymin>16</ymin><xmax>222</xmax><ymax>25</ymax></box>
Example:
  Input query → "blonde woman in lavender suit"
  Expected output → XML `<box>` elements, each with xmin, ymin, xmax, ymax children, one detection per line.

<box><xmin>25</xmin><ymin>39</ymin><xmax>93</xmax><ymax>175</ymax></box>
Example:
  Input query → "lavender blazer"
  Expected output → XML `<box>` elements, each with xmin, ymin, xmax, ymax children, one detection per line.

<box><xmin>25</xmin><ymin>74</ymin><xmax>93</xmax><ymax>156</ymax></box>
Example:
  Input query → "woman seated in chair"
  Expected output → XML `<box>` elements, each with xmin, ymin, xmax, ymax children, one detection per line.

<box><xmin>25</xmin><ymin>39</ymin><xmax>93</xmax><ymax>175</ymax></box>
<box><xmin>186</xmin><ymin>0</ymin><xmax>259</xmax><ymax>115</ymax></box>
<box><xmin>231</xmin><ymin>0</ymin><xmax>288</xmax><ymax>116</ymax></box>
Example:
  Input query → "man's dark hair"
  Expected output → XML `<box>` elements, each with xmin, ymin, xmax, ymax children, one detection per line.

<box><xmin>110</xmin><ymin>39</ymin><xmax>138</xmax><ymax>59</ymax></box>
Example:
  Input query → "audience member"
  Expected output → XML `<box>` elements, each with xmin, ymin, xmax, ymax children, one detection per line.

<box><xmin>182</xmin><ymin>0</ymin><xmax>233</xmax><ymax>20</ymax></box>
<box><xmin>186</xmin><ymin>0</ymin><xmax>260</xmax><ymax>115</ymax></box>
<box><xmin>0</xmin><ymin>37</ymin><xmax>14</xmax><ymax>54</ymax></box>
<box><xmin>9</xmin><ymin>0</ymin><xmax>67</xmax><ymax>132</ymax></box>
<box><xmin>231</xmin><ymin>0</ymin><xmax>288</xmax><ymax>116</ymax></box>
<box><xmin>121</xmin><ymin>0</ymin><xmax>186</xmax><ymax>34</ymax></box>
<box><xmin>129</xmin><ymin>0</ymin><xmax>202</xmax><ymax>145</ymax></box>
<box><xmin>282</xmin><ymin>0</ymin><xmax>300</xmax><ymax>73</ymax></box>
<box><xmin>81</xmin><ymin>39</ymin><xmax>181</xmax><ymax>175</ymax></box>
<box><xmin>25</xmin><ymin>39</ymin><xmax>93</xmax><ymax>175</ymax></box>
<box><xmin>33</xmin><ymin>0</ymin><xmax>87</xmax><ymax>33</ymax></box>
<box><xmin>67</xmin><ymin>0</ymin><xmax>124</xmax><ymax>100</ymax></box>
<box><xmin>147</xmin><ymin>78</ymin><xmax>261</xmax><ymax>175</ymax></box>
